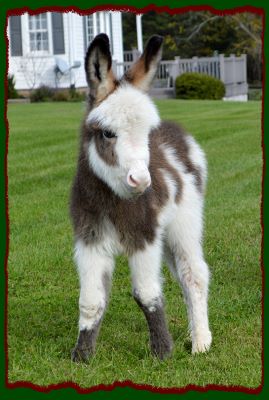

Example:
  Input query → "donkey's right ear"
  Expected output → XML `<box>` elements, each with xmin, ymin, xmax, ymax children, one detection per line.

<box><xmin>85</xmin><ymin>33</ymin><xmax>117</xmax><ymax>105</ymax></box>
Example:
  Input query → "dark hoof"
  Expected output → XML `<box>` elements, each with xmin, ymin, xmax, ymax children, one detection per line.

<box><xmin>151</xmin><ymin>333</ymin><xmax>173</xmax><ymax>360</ymax></box>
<box><xmin>71</xmin><ymin>329</ymin><xmax>97</xmax><ymax>363</ymax></box>
<box><xmin>71</xmin><ymin>345</ymin><xmax>92</xmax><ymax>363</ymax></box>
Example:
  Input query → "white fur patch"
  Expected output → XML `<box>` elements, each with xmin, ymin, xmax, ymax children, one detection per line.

<box><xmin>87</xmin><ymin>85</ymin><xmax>161</xmax><ymax>199</ymax></box>
<box><xmin>88</xmin><ymin>140</ymin><xmax>130</xmax><ymax>198</ymax></box>
<box><xmin>159</xmin><ymin>144</ymin><xmax>211</xmax><ymax>353</ymax></box>
<box><xmin>157</xmin><ymin>169</ymin><xmax>178</xmax><ymax>227</ymax></box>
<box><xmin>75</xmin><ymin>229</ymin><xmax>122</xmax><ymax>330</ymax></box>
<box><xmin>87</xmin><ymin>85</ymin><xmax>160</xmax><ymax>133</ymax></box>
<box><xmin>186</xmin><ymin>135</ymin><xmax>207</xmax><ymax>185</ymax></box>
<box><xmin>161</xmin><ymin>144</ymin><xmax>204</xmax><ymax>255</ymax></box>
<box><xmin>129</xmin><ymin>234</ymin><xmax>163</xmax><ymax>307</ymax></box>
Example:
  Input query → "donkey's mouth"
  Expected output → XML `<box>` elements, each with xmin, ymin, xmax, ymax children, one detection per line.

<box><xmin>127</xmin><ymin>185</ymin><xmax>151</xmax><ymax>200</ymax></box>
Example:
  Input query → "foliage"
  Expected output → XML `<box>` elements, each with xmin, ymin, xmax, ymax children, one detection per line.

<box><xmin>30</xmin><ymin>85</ymin><xmax>55</xmax><ymax>102</ymax></box>
<box><xmin>248</xmin><ymin>88</ymin><xmax>262</xmax><ymax>101</ymax></box>
<box><xmin>122</xmin><ymin>11</ymin><xmax>262</xmax><ymax>83</ymax></box>
<box><xmin>7</xmin><ymin>101</ymin><xmax>261</xmax><ymax>388</ymax></box>
<box><xmin>175</xmin><ymin>73</ymin><xmax>225</xmax><ymax>100</ymax></box>
<box><xmin>68</xmin><ymin>86</ymin><xmax>86</xmax><ymax>102</ymax></box>
<box><xmin>30</xmin><ymin>85</ymin><xmax>86</xmax><ymax>102</ymax></box>
<box><xmin>52</xmin><ymin>90</ymin><xmax>69</xmax><ymax>102</ymax></box>
<box><xmin>8</xmin><ymin>74</ymin><xmax>19</xmax><ymax>99</ymax></box>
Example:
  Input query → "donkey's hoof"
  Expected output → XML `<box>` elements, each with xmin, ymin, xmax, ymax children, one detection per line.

<box><xmin>151</xmin><ymin>334</ymin><xmax>173</xmax><ymax>360</ymax></box>
<box><xmin>71</xmin><ymin>345</ymin><xmax>92</xmax><ymax>363</ymax></box>
<box><xmin>192</xmin><ymin>330</ymin><xmax>212</xmax><ymax>354</ymax></box>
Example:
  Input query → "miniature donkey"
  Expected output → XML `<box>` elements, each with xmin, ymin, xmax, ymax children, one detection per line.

<box><xmin>70</xmin><ymin>33</ymin><xmax>212</xmax><ymax>362</ymax></box>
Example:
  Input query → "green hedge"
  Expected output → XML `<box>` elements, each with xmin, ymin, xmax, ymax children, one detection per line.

<box><xmin>175</xmin><ymin>72</ymin><xmax>225</xmax><ymax>100</ymax></box>
<box><xmin>30</xmin><ymin>85</ymin><xmax>86</xmax><ymax>102</ymax></box>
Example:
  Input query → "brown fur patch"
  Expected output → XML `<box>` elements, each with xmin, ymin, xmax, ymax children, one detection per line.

<box><xmin>153</xmin><ymin>121</ymin><xmax>203</xmax><ymax>193</ymax></box>
<box><xmin>123</xmin><ymin>58</ymin><xmax>147</xmax><ymax>86</ymax></box>
<box><xmin>91</xmin><ymin>125</ymin><xmax>118</xmax><ymax>166</ymax></box>
<box><xmin>150</xmin><ymin>131</ymin><xmax>182</xmax><ymax>203</ymax></box>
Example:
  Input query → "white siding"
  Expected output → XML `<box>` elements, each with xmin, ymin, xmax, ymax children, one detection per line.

<box><xmin>8</xmin><ymin>13</ymin><xmax>71</xmax><ymax>90</ymax></box>
<box><xmin>8</xmin><ymin>11</ymin><xmax>123</xmax><ymax>90</ymax></box>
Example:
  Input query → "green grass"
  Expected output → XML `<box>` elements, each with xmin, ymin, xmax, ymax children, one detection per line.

<box><xmin>7</xmin><ymin>99</ymin><xmax>262</xmax><ymax>389</ymax></box>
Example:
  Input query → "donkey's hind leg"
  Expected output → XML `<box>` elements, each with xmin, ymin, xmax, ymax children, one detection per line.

<box><xmin>165</xmin><ymin>205</ymin><xmax>212</xmax><ymax>354</ymax></box>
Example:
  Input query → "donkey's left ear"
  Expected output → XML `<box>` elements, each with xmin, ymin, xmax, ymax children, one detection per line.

<box><xmin>123</xmin><ymin>35</ymin><xmax>163</xmax><ymax>92</ymax></box>
<box><xmin>85</xmin><ymin>33</ymin><xmax>117</xmax><ymax>105</ymax></box>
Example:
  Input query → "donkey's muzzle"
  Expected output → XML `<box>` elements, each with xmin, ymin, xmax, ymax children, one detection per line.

<box><xmin>126</xmin><ymin>163</ymin><xmax>151</xmax><ymax>194</ymax></box>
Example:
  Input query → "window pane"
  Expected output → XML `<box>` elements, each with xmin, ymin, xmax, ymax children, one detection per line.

<box><xmin>86</xmin><ymin>15</ymin><xmax>94</xmax><ymax>44</ymax></box>
<box><xmin>29</xmin><ymin>16</ymin><xmax>35</xmax><ymax>30</ymax></box>
<box><xmin>29</xmin><ymin>14</ymin><xmax>48</xmax><ymax>52</ymax></box>
<box><xmin>96</xmin><ymin>12</ymin><xmax>101</xmax><ymax>34</ymax></box>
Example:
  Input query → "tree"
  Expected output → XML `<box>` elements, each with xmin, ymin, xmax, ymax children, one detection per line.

<box><xmin>122</xmin><ymin>11</ymin><xmax>262</xmax><ymax>83</ymax></box>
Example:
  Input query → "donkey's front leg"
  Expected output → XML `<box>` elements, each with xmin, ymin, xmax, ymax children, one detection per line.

<box><xmin>129</xmin><ymin>239</ymin><xmax>173</xmax><ymax>360</ymax></box>
<box><xmin>72</xmin><ymin>240</ymin><xmax>114</xmax><ymax>362</ymax></box>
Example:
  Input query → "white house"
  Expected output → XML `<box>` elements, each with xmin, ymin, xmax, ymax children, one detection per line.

<box><xmin>7</xmin><ymin>11</ymin><xmax>124</xmax><ymax>91</ymax></box>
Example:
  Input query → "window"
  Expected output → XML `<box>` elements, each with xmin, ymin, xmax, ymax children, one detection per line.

<box><xmin>96</xmin><ymin>12</ymin><xmax>101</xmax><ymax>34</ymax></box>
<box><xmin>85</xmin><ymin>15</ymin><xmax>94</xmax><ymax>45</ymax></box>
<box><xmin>29</xmin><ymin>14</ymin><xmax>49</xmax><ymax>51</ymax></box>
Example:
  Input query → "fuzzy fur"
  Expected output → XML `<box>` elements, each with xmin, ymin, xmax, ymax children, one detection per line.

<box><xmin>70</xmin><ymin>34</ymin><xmax>212</xmax><ymax>361</ymax></box>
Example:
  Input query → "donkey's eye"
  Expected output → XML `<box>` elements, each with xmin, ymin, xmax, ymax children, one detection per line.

<box><xmin>103</xmin><ymin>130</ymin><xmax>116</xmax><ymax>139</ymax></box>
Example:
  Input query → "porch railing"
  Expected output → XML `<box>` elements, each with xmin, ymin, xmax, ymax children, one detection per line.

<box><xmin>117</xmin><ymin>52</ymin><xmax>248</xmax><ymax>98</ymax></box>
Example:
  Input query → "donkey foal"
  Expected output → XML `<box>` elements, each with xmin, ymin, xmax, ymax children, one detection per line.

<box><xmin>70</xmin><ymin>34</ymin><xmax>212</xmax><ymax>362</ymax></box>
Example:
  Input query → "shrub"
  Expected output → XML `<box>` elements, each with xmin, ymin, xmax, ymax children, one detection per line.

<box><xmin>248</xmin><ymin>88</ymin><xmax>262</xmax><ymax>101</ymax></box>
<box><xmin>68</xmin><ymin>86</ymin><xmax>86</xmax><ymax>102</ymax></box>
<box><xmin>52</xmin><ymin>90</ymin><xmax>69</xmax><ymax>102</ymax></box>
<box><xmin>175</xmin><ymin>73</ymin><xmax>225</xmax><ymax>100</ymax></box>
<box><xmin>30</xmin><ymin>85</ymin><xmax>86</xmax><ymax>102</ymax></box>
<box><xmin>8</xmin><ymin>74</ymin><xmax>19</xmax><ymax>99</ymax></box>
<box><xmin>30</xmin><ymin>85</ymin><xmax>55</xmax><ymax>102</ymax></box>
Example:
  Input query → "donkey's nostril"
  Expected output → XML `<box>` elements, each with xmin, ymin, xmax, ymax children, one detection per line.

<box><xmin>127</xmin><ymin>174</ymin><xmax>138</xmax><ymax>187</ymax></box>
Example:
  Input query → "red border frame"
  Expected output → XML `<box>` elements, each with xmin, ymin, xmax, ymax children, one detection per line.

<box><xmin>4</xmin><ymin>4</ymin><xmax>265</xmax><ymax>395</ymax></box>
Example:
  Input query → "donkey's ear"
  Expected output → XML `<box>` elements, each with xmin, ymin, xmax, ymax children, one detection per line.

<box><xmin>85</xmin><ymin>33</ymin><xmax>117</xmax><ymax>105</ymax></box>
<box><xmin>123</xmin><ymin>35</ymin><xmax>163</xmax><ymax>92</ymax></box>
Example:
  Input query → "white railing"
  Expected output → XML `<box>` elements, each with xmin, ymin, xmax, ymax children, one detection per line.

<box><xmin>120</xmin><ymin>52</ymin><xmax>248</xmax><ymax>97</ymax></box>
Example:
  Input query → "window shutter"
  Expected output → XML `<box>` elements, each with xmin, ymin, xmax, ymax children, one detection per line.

<box><xmin>51</xmin><ymin>13</ymin><xmax>65</xmax><ymax>54</ymax></box>
<box><xmin>9</xmin><ymin>16</ymin><xmax>22</xmax><ymax>56</ymax></box>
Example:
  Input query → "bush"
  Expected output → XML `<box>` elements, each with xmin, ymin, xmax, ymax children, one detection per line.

<box><xmin>69</xmin><ymin>86</ymin><xmax>86</xmax><ymax>102</ymax></box>
<box><xmin>175</xmin><ymin>72</ymin><xmax>225</xmax><ymax>100</ymax></box>
<box><xmin>30</xmin><ymin>85</ymin><xmax>55</xmax><ymax>102</ymax></box>
<box><xmin>248</xmin><ymin>88</ymin><xmax>262</xmax><ymax>101</ymax></box>
<box><xmin>8</xmin><ymin>74</ymin><xmax>19</xmax><ymax>99</ymax></box>
<box><xmin>30</xmin><ymin>85</ymin><xmax>86</xmax><ymax>102</ymax></box>
<box><xmin>52</xmin><ymin>90</ymin><xmax>69</xmax><ymax>102</ymax></box>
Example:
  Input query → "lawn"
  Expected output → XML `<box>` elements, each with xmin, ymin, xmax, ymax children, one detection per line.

<box><xmin>7</xmin><ymin>99</ymin><xmax>262</xmax><ymax>389</ymax></box>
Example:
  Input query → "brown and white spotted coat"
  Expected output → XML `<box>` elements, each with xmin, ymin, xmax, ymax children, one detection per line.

<box><xmin>70</xmin><ymin>33</ymin><xmax>212</xmax><ymax>362</ymax></box>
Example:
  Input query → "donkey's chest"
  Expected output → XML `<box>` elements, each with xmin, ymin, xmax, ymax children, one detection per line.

<box><xmin>107</xmin><ymin>199</ymin><xmax>158</xmax><ymax>255</ymax></box>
